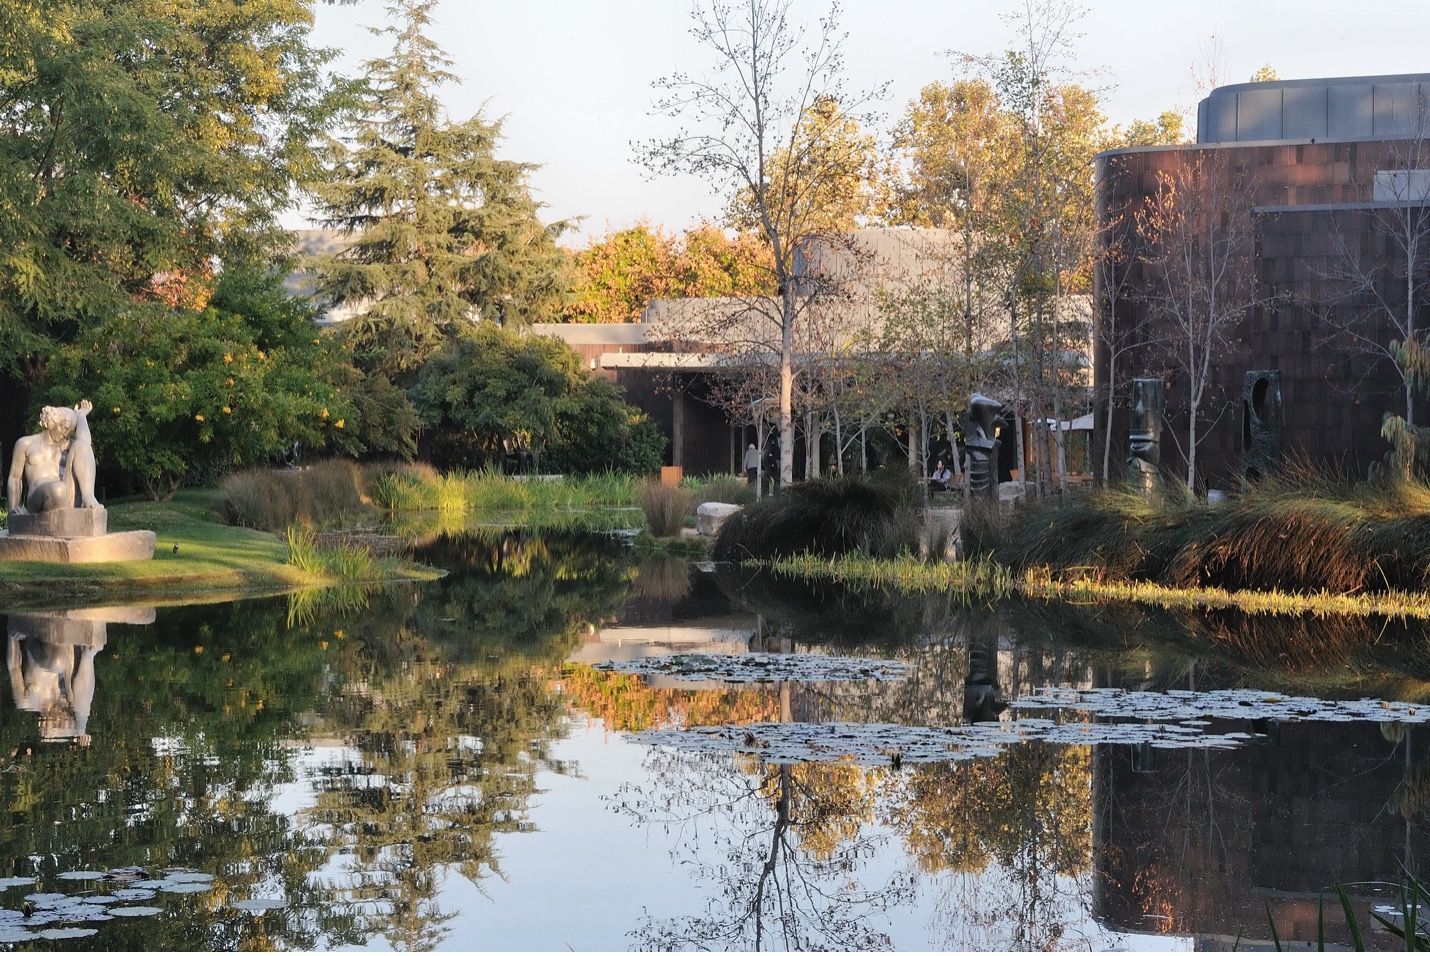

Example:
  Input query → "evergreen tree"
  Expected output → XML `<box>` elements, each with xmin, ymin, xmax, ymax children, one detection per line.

<box><xmin>314</xmin><ymin>0</ymin><xmax>569</xmax><ymax>375</ymax></box>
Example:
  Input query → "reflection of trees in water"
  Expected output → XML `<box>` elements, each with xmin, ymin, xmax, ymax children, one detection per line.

<box><xmin>559</xmin><ymin>665</ymin><xmax>782</xmax><ymax>732</ymax></box>
<box><xmin>886</xmin><ymin>743</ymin><xmax>1094</xmax><ymax>950</ymax></box>
<box><xmin>0</xmin><ymin>529</ymin><xmax>641</xmax><ymax>950</ymax></box>
<box><xmin>619</xmin><ymin>749</ymin><xmax>911</xmax><ymax>951</ymax></box>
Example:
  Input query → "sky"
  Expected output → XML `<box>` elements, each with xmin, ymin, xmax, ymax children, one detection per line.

<box><xmin>299</xmin><ymin>0</ymin><xmax>1430</xmax><ymax>246</ymax></box>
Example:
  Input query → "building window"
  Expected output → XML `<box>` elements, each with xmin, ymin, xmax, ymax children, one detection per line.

<box><xmin>1373</xmin><ymin>169</ymin><xmax>1430</xmax><ymax>203</ymax></box>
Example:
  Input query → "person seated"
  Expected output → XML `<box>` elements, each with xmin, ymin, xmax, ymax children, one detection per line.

<box><xmin>929</xmin><ymin>459</ymin><xmax>953</xmax><ymax>492</ymax></box>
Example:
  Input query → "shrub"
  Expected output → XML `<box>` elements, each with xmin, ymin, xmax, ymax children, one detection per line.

<box><xmin>44</xmin><ymin>269</ymin><xmax>369</xmax><ymax>499</ymax></box>
<box><xmin>713</xmin><ymin>468</ymin><xmax>922</xmax><ymax>561</ymax></box>
<box><xmin>411</xmin><ymin>324</ymin><xmax>665</xmax><ymax>474</ymax></box>
<box><xmin>638</xmin><ymin>481</ymin><xmax>693</xmax><ymax>537</ymax></box>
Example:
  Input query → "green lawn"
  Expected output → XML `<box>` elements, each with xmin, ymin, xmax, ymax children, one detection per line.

<box><xmin>0</xmin><ymin>489</ymin><xmax>441</xmax><ymax>606</ymax></box>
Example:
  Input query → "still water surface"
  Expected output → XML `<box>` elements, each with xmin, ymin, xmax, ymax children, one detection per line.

<box><xmin>3</xmin><ymin>530</ymin><xmax>1430</xmax><ymax>951</ymax></box>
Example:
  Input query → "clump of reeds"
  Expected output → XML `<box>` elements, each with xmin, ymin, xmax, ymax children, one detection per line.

<box><xmin>285</xmin><ymin>526</ymin><xmax>380</xmax><ymax>581</ymax></box>
<box><xmin>713</xmin><ymin>468</ymin><xmax>921</xmax><ymax>560</ymax></box>
<box><xmin>762</xmin><ymin>552</ymin><xmax>1016</xmax><ymax>600</ymax></box>
<box><xmin>637</xmin><ymin>481</ymin><xmax>693</xmax><ymax>537</ymax></box>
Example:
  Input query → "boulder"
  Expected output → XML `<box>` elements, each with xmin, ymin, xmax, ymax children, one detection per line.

<box><xmin>696</xmin><ymin>502</ymin><xmax>742</xmax><ymax>536</ymax></box>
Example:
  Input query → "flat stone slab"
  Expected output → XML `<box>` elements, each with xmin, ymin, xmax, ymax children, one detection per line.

<box><xmin>696</xmin><ymin>502</ymin><xmax>742</xmax><ymax>536</ymax></box>
<box><xmin>8</xmin><ymin>508</ymin><xmax>107</xmax><ymax>537</ymax></box>
<box><xmin>0</xmin><ymin>530</ymin><xmax>155</xmax><ymax>564</ymax></box>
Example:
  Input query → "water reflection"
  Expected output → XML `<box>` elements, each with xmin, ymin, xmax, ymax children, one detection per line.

<box><xmin>1</xmin><ymin>530</ymin><xmax>1430</xmax><ymax>949</ymax></box>
<box><xmin>7</xmin><ymin>607</ymin><xmax>153</xmax><ymax>744</ymax></box>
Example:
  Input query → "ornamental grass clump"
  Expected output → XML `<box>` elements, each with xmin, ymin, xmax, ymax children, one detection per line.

<box><xmin>712</xmin><ymin>468</ymin><xmax>921</xmax><ymax>560</ymax></box>
<box><xmin>988</xmin><ymin>462</ymin><xmax>1430</xmax><ymax>595</ymax></box>
<box><xmin>637</xmin><ymin>481</ymin><xmax>693</xmax><ymax>537</ymax></box>
<box><xmin>220</xmin><ymin>460</ymin><xmax>371</xmax><ymax>531</ymax></box>
<box><xmin>687</xmin><ymin>475</ymin><xmax>755</xmax><ymax>509</ymax></box>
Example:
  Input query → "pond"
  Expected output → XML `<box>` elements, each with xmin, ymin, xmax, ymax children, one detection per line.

<box><xmin>3</xmin><ymin>529</ymin><xmax>1430</xmax><ymax>951</ymax></box>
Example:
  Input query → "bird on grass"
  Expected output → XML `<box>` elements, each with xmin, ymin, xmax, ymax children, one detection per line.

<box><xmin>172</xmin><ymin>543</ymin><xmax>179</xmax><ymax>555</ymax></box>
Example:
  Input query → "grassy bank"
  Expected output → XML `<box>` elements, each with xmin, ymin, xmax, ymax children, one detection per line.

<box><xmin>0</xmin><ymin>489</ymin><xmax>442</xmax><ymax>604</ymax></box>
<box><xmin>758</xmin><ymin>553</ymin><xmax>1430</xmax><ymax>619</ymax></box>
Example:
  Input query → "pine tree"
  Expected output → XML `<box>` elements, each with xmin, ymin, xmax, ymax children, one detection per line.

<box><xmin>313</xmin><ymin>0</ymin><xmax>568</xmax><ymax>375</ymax></box>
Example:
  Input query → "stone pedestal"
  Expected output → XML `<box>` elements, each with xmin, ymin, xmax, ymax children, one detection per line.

<box><xmin>8</xmin><ymin>507</ymin><xmax>107</xmax><ymax>537</ymax></box>
<box><xmin>0</xmin><ymin>529</ymin><xmax>155</xmax><ymax>563</ymax></box>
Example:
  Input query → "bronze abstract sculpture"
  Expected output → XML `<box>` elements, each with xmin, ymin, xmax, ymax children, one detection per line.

<box><xmin>1126</xmin><ymin>378</ymin><xmax>1163</xmax><ymax>493</ymax></box>
<box><xmin>963</xmin><ymin>393</ymin><xmax>1002</xmax><ymax>499</ymax></box>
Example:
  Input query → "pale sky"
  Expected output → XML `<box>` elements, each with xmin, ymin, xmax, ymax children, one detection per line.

<box><xmin>300</xmin><ymin>0</ymin><xmax>1430</xmax><ymax>246</ymax></box>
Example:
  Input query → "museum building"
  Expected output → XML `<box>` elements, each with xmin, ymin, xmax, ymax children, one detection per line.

<box><xmin>1094</xmin><ymin>73</ymin><xmax>1430</xmax><ymax>485</ymax></box>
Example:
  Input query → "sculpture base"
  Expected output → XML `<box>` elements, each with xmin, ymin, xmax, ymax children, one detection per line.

<box><xmin>8</xmin><ymin>508</ymin><xmax>107</xmax><ymax>537</ymax></box>
<box><xmin>0</xmin><ymin>530</ymin><xmax>156</xmax><ymax>564</ymax></box>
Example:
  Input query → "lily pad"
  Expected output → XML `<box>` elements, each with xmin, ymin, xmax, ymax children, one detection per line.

<box><xmin>0</xmin><ymin>910</ymin><xmax>23</xmax><ymax>922</ymax></box>
<box><xmin>232</xmin><ymin>899</ymin><xmax>287</xmax><ymax>912</ymax></box>
<box><xmin>110</xmin><ymin>888</ymin><xmax>156</xmax><ymax>901</ymax></box>
<box><xmin>160</xmin><ymin>882</ymin><xmax>212</xmax><ymax>894</ymax></box>
<box><xmin>131</xmin><ymin>879</ymin><xmax>170</xmax><ymax>889</ymax></box>
<box><xmin>0</xmin><ymin>877</ymin><xmax>35</xmax><ymax>889</ymax></box>
<box><xmin>594</xmin><ymin>652</ymin><xmax>908</xmax><ymax>684</ymax></box>
<box><xmin>164</xmin><ymin>871</ymin><xmax>216</xmax><ymax>883</ymax></box>
<box><xmin>58</xmin><ymin>870</ymin><xmax>106</xmax><ymax>881</ymax></box>
<box><xmin>0</xmin><ymin>927</ymin><xmax>36</xmax><ymax>943</ymax></box>
<box><xmin>1012</xmin><ymin>686</ymin><xmax>1430</xmax><ymax>726</ymax></box>
<box><xmin>24</xmin><ymin>892</ymin><xmax>67</xmax><ymax>905</ymax></box>
<box><xmin>38</xmin><ymin>927</ymin><xmax>98</xmax><ymax>939</ymax></box>
<box><xmin>81</xmin><ymin>895</ymin><xmax>120</xmax><ymax>905</ymax></box>
<box><xmin>636</xmin><ymin>716</ymin><xmax>1259</xmax><ymax>766</ymax></box>
<box><xmin>108</xmin><ymin>905</ymin><xmax>163</xmax><ymax>917</ymax></box>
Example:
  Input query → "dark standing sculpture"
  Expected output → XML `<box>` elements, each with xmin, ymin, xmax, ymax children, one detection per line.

<box><xmin>1126</xmin><ymin>378</ymin><xmax>1163</xmax><ymax>493</ymax></box>
<box><xmin>1242</xmin><ymin>370</ymin><xmax>1282</xmax><ymax>481</ymax></box>
<box><xmin>963</xmin><ymin>393</ymin><xmax>1002</xmax><ymax>499</ymax></box>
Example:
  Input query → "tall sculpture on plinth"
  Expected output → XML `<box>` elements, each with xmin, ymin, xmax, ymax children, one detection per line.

<box><xmin>2</xmin><ymin>400</ymin><xmax>155</xmax><ymax>562</ymax></box>
<box><xmin>1126</xmin><ymin>378</ymin><xmax>1163</xmax><ymax>494</ymax></box>
<box><xmin>963</xmin><ymin>393</ymin><xmax>1002</xmax><ymax>499</ymax></box>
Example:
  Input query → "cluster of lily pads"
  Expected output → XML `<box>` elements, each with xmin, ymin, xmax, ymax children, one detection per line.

<box><xmin>593</xmin><ymin>652</ymin><xmax>908</xmax><ymax>684</ymax></box>
<box><xmin>1012</xmin><ymin>687</ymin><xmax>1430</xmax><ymax>725</ymax></box>
<box><xmin>0</xmin><ymin>868</ymin><xmax>286</xmax><ymax>944</ymax></box>
<box><xmin>634</xmin><ymin>717</ymin><xmax>1265</xmax><ymax>766</ymax></box>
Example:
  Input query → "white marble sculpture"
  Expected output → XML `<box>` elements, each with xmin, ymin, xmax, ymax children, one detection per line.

<box><xmin>7</xmin><ymin>399</ymin><xmax>102</xmax><ymax>516</ymax></box>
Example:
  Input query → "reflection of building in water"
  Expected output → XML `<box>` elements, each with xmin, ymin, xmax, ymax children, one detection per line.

<box><xmin>6</xmin><ymin>606</ymin><xmax>154</xmax><ymax>744</ymax></box>
<box><xmin>1092</xmin><ymin>721</ymin><xmax>1430</xmax><ymax>947</ymax></box>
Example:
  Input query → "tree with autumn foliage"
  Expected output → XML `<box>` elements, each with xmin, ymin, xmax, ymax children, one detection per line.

<box><xmin>566</xmin><ymin>224</ymin><xmax>773</xmax><ymax>324</ymax></box>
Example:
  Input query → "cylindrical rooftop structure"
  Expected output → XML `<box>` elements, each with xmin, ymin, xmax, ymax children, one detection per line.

<box><xmin>1196</xmin><ymin>73</ymin><xmax>1430</xmax><ymax>144</ymax></box>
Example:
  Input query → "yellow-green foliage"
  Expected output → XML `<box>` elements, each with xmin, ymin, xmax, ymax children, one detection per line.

<box><xmin>371</xmin><ymin>467</ymin><xmax>639</xmax><ymax>532</ymax></box>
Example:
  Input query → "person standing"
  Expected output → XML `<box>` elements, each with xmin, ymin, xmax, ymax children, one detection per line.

<box><xmin>743</xmin><ymin>443</ymin><xmax>760</xmax><ymax>485</ymax></box>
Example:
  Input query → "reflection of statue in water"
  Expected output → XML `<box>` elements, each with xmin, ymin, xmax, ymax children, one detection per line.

<box><xmin>963</xmin><ymin>394</ymin><xmax>1002</xmax><ymax>499</ymax></box>
<box><xmin>7</xmin><ymin>400</ymin><xmax>102</xmax><ymax>515</ymax></box>
<box><xmin>1125</xmin><ymin>378</ymin><xmax>1163</xmax><ymax>494</ymax></box>
<box><xmin>964</xmin><ymin>617</ymin><xmax>1007</xmax><ymax>723</ymax></box>
<box><xmin>8</xmin><ymin>617</ymin><xmax>100</xmax><ymax>745</ymax></box>
<box><xmin>5</xmin><ymin>607</ymin><xmax>153</xmax><ymax>745</ymax></box>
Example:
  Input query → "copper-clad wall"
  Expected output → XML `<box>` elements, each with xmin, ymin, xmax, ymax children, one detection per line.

<box><xmin>1093</xmin><ymin>140</ymin><xmax>1430</xmax><ymax>485</ymax></box>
